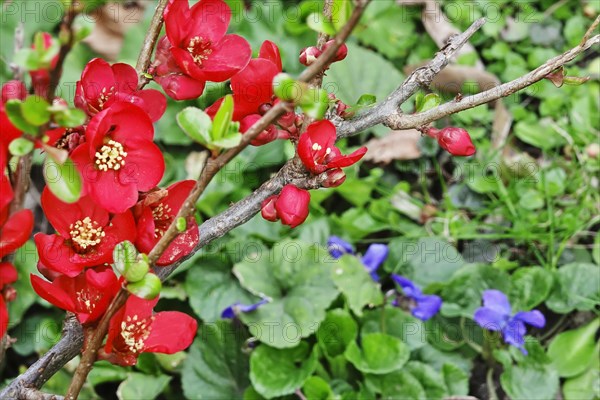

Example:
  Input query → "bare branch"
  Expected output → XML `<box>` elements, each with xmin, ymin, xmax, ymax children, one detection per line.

<box><xmin>0</xmin><ymin>315</ymin><xmax>83</xmax><ymax>400</ymax></box>
<box><xmin>335</xmin><ymin>17</ymin><xmax>486</xmax><ymax>139</ymax></box>
<box><xmin>387</xmin><ymin>34</ymin><xmax>599</xmax><ymax>130</ymax></box>
<box><xmin>136</xmin><ymin>0</ymin><xmax>169</xmax><ymax>88</ymax></box>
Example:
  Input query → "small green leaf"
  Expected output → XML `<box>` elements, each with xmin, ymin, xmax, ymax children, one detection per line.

<box><xmin>331</xmin><ymin>0</ymin><xmax>352</xmax><ymax>32</ymax></box>
<box><xmin>211</xmin><ymin>122</ymin><xmax>242</xmax><ymax>149</ymax></box>
<box><xmin>273</xmin><ymin>74</ymin><xmax>303</xmax><ymax>102</ymax></box>
<box><xmin>416</xmin><ymin>93</ymin><xmax>441</xmax><ymax>112</ymax></box>
<box><xmin>212</xmin><ymin>95</ymin><xmax>234</xmax><ymax>141</ymax></box>
<box><xmin>344</xmin><ymin>332</ymin><xmax>409</xmax><ymax>374</ymax></box>
<box><xmin>316</xmin><ymin>309</ymin><xmax>358</xmax><ymax>357</ymax></box>
<box><xmin>176</xmin><ymin>107</ymin><xmax>213</xmax><ymax>146</ymax></box>
<box><xmin>546</xmin><ymin>263</ymin><xmax>600</xmax><ymax>313</ymax></box>
<box><xmin>510</xmin><ymin>266</ymin><xmax>554</xmax><ymax>310</ymax></box>
<box><xmin>330</xmin><ymin>255</ymin><xmax>383</xmax><ymax>316</ymax></box>
<box><xmin>52</xmin><ymin>107</ymin><xmax>87</xmax><ymax>128</ymax></box>
<box><xmin>563</xmin><ymin>75</ymin><xmax>590</xmax><ymax>86</ymax></box>
<box><xmin>117</xmin><ymin>373</ymin><xmax>170</xmax><ymax>400</ymax></box>
<box><xmin>299</xmin><ymin>88</ymin><xmax>329</xmax><ymax>120</ymax></box>
<box><xmin>5</xmin><ymin>100</ymin><xmax>37</xmax><ymax>135</ymax></box>
<box><xmin>13</xmin><ymin>49</ymin><xmax>43</xmax><ymax>70</ymax></box>
<box><xmin>250</xmin><ymin>342</ymin><xmax>319</xmax><ymax>398</ymax></box>
<box><xmin>8</xmin><ymin>138</ymin><xmax>34</xmax><ymax>156</ymax></box>
<box><xmin>548</xmin><ymin>319</ymin><xmax>600</xmax><ymax>377</ymax></box>
<box><xmin>306</xmin><ymin>12</ymin><xmax>336</xmax><ymax>35</ymax></box>
<box><xmin>302</xmin><ymin>376</ymin><xmax>334</xmax><ymax>400</ymax></box>
<box><xmin>112</xmin><ymin>241</ymin><xmax>138</xmax><ymax>275</ymax></box>
<box><xmin>127</xmin><ymin>273</ymin><xmax>162</xmax><ymax>300</ymax></box>
<box><xmin>21</xmin><ymin>96</ymin><xmax>51</xmax><ymax>126</ymax></box>
<box><xmin>356</xmin><ymin>94</ymin><xmax>376</xmax><ymax>106</ymax></box>
<box><xmin>43</xmin><ymin>157</ymin><xmax>82</xmax><ymax>203</ymax></box>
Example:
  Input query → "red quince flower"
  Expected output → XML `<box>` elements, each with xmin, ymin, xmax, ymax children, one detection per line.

<box><xmin>425</xmin><ymin>127</ymin><xmax>476</xmax><ymax>157</ymax></box>
<box><xmin>30</xmin><ymin>33</ymin><xmax>59</xmax><ymax>98</ymax></box>
<box><xmin>207</xmin><ymin>40</ymin><xmax>282</xmax><ymax>122</ymax></box>
<box><xmin>34</xmin><ymin>188</ymin><xmax>136</xmax><ymax>277</ymax></box>
<box><xmin>298</xmin><ymin>120</ymin><xmax>367</xmax><ymax>174</ymax></box>
<box><xmin>134</xmin><ymin>180</ymin><xmax>199</xmax><ymax>266</ymax></box>
<box><xmin>75</xmin><ymin>58</ymin><xmax>166</xmax><ymax>122</ymax></box>
<box><xmin>71</xmin><ymin>102</ymin><xmax>165</xmax><ymax>214</ymax></box>
<box><xmin>100</xmin><ymin>295</ymin><xmax>197</xmax><ymax>366</ymax></box>
<box><xmin>0</xmin><ymin>208</ymin><xmax>34</xmax><ymax>259</ymax></box>
<box><xmin>153</xmin><ymin>0</ymin><xmax>251</xmax><ymax>100</ymax></box>
<box><xmin>0</xmin><ymin>262</ymin><xmax>18</xmax><ymax>336</ymax></box>
<box><xmin>275</xmin><ymin>185</ymin><xmax>310</xmax><ymax>228</ymax></box>
<box><xmin>30</xmin><ymin>265</ymin><xmax>120</xmax><ymax>324</ymax></box>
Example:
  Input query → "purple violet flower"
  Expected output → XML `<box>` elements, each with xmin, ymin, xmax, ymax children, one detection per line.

<box><xmin>474</xmin><ymin>289</ymin><xmax>546</xmax><ymax>354</ymax></box>
<box><xmin>327</xmin><ymin>237</ymin><xmax>389</xmax><ymax>282</ymax></box>
<box><xmin>221</xmin><ymin>299</ymin><xmax>268</xmax><ymax>319</ymax></box>
<box><xmin>391</xmin><ymin>274</ymin><xmax>442</xmax><ymax>321</ymax></box>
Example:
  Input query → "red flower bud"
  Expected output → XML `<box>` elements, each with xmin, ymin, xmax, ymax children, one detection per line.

<box><xmin>427</xmin><ymin>127</ymin><xmax>476</xmax><ymax>157</ymax></box>
<box><xmin>261</xmin><ymin>195</ymin><xmax>279</xmax><ymax>222</ymax></box>
<box><xmin>322</xmin><ymin>168</ymin><xmax>346</xmax><ymax>188</ymax></box>
<box><xmin>274</xmin><ymin>185</ymin><xmax>310</xmax><ymax>228</ymax></box>
<box><xmin>299</xmin><ymin>46</ymin><xmax>322</xmax><ymax>66</ymax></box>
<box><xmin>1</xmin><ymin>80</ymin><xmax>27</xmax><ymax>103</ymax></box>
<box><xmin>240</xmin><ymin>114</ymin><xmax>278</xmax><ymax>146</ymax></box>
<box><xmin>323</xmin><ymin>40</ymin><xmax>348</xmax><ymax>62</ymax></box>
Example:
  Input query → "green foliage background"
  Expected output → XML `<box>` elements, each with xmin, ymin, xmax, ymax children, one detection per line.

<box><xmin>1</xmin><ymin>0</ymin><xmax>599</xmax><ymax>399</ymax></box>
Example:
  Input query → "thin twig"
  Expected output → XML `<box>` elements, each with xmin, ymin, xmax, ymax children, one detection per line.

<box><xmin>136</xmin><ymin>0</ymin><xmax>169</xmax><ymax>88</ymax></box>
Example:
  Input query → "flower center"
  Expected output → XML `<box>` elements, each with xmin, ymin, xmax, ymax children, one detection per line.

<box><xmin>187</xmin><ymin>36</ymin><xmax>213</xmax><ymax>65</ymax></box>
<box><xmin>120</xmin><ymin>314</ymin><xmax>154</xmax><ymax>354</ymax></box>
<box><xmin>69</xmin><ymin>217</ymin><xmax>106</xmax><ymax>251</ymax></box>
<box><xmin>152</xmin><ymin>203</ymin><xmax>173</xmax><ymax>237</ymax></box>
<box><xmin>95</xmin><ymin>139</ymin><xmax>127</xmax><ymax>172</ymax></box>
<box><xmin>311</xmin><ymin>143</ymin><xmax>332</xmax><ymax>163</ymax></box>
<box><xmin>97</xmin><ymin>86</ymin><xmax>115</xmax><ymax>110</ymax></box>
<box><xmin>76</xmin><ymin>289</ymin><xmax>101</xmax><ymax>312</ymax></box>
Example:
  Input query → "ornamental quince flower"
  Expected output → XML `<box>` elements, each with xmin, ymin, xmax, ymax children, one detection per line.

<box><xmin>0</xmin><ymin>262</ymin><xmax>18</xmax><ymax>336</ymax></box>
<box><xmin>474</xmin><ymin>289</ymin><xmax>545</xmax><ymax>354</ymax></box>
<box><xmin>75</xmin><ymin>58</ymin><xmax>166</xmax><ymax>122</ymax></box>
<box><xmin>71</xmin><ymin>102</ymin><xmax>165</xmax><ymax>214</ymax></box>
<box><xmin>100</xmin><ymin>295</ymin><xmax>197</xmax><ymax>366</ymax></box>
<box><xmin>391</xmin><ymin>275</ymin><xmax>442</xmax><ymax>321</ymax></box>
<box><xmin>327</xmin><ymin>236</ymin><xmax>388</xmax><ymax>281</ymax></box>
<box><xmin>154</xmin><ymin>0</ymin><xmax>251</xmax><ymax>100</ymax></box>
<box><xmin>425</xmin><ymin>126</ymin><xmax>476</xmax><ymax>157</ymax></box>
<box><xmin>133</xmin><ymin>180</ymin><xmax>199</xmax><ymax>266</ymax></box>
<box><xmin>207</xmin><ymin>40</ymin><xmax>283</xmax><ymax>122</ymax></box>
<box><xmin>221</xmin><ymin>299</ymin><xmax>268</xmax><ymax>319</ymax></box>
<box><xmin>0</xmin><ymin>208</ymin><xmax>34</xmax><ymax>259</ymax></box>
<box><xmin>34</xmin><ymin>188</ymin><xmax>136</xmax><ymax>277</ymax></box>
<box><xmin>30</xmin><ymin>265</ymin><xmax>120</xmax><ymax>324</ymax></box>
<box><xmin>298</xmin><ymin>120</ymin><xmax>367</xmax><ymax>174</ymax></box>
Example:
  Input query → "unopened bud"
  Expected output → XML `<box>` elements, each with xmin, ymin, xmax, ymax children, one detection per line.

<box><xmin>261</xmin><ymin>195</ymin><xmax>279</xmax><ymax>222</ymax></box>
<box><xmin>127</xmin><ymin>273</ymin><xmax>162</xmax><ymax>300</ymax></box>
<box><xmin>299</xmin><ymin>46</ymin><xmax>322</xmax><ymax>66</ymax></box>
<box><xmin>323</xmin><ymin>40</ymin><xmax>348</xmax><ymax>62</ymax></box>
<box><xmin>322</xmin><ymin>168</ymin><xmax>346</xmax><ymax>188</ymax></box>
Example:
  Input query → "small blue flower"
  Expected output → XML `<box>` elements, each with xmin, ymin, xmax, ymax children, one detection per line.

<box><xmin>221</xmin><ymin>299</ymin><xmax>268</xmax><ymax>319</ymax></box>
<box><xmin>391</xmin><ymin>274</ymin><xmax>442</xmax><ymax>321</ymax></box>
<box><xmin>474</xmin><ymin>289</ymin><xmax>545</xmax><ymax>354</ymax></box>
<box><xmin>327</xmin><ymin>237</ymin><xmax>389</xmax><ymax>282</ymax></box>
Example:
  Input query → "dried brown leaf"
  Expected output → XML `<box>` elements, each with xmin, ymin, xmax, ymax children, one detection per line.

<box><xmin>363</xmin><ymin>129</ymin><xmax>422</xmax><ymax>164</ymax></box>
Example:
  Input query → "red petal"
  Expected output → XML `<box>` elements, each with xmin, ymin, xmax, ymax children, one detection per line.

<box><xmin>118</xmin><ymin>140</ymin><xmax>165</xmax><ymax>192</ymax></box>
<box><xmin>135</xmin><ymin>89</ymin><xmax>167</xmax><ymax>122</ymax></box>
<box><xmin>0</xmin><ymin>297</ymin><xmax>8</xmax><ymax>336</ymax></box>
<box><xmin>111</xmin><ymin>63</ymin><xmax>138</xmax><ymax>94</ymax></box>
<box><xmin>326</xmin><ymin>146</ymin><xmax>367</xmax><ymax>169</ymax></box>
<box><xmin>297</xmin><ymin>131</ymin><xmax>320</xmax><ymax>174</ymax></box>
<box><xmin>0</xmin><ymin>262</ymin><xmax>17</xmax><ymax>286</ymax></box>
<box><xmin>34</xmin><ymin>234</ymin><xmax>83</xmax><ymax>277</ymax></box>
<box><xmin>163</xmin><ymin>180</ymin><xmax>195</xmax><ymax>211</ymax></box>
<box><xmin>0</xmin><ymin>172</ymin><xmax>13</xmax><ymax>212</ymax></box>
<box><xmin>135</xmin><ymin>206</ymin><xmax>157</xmax><ymax>254</ymax></box>
<box><xmin>144</xmin><ymin>311</ymin><xmax>197</xmax><ymax>353</ymax></box>
<box><xmin>259</xmin><ymin>40</ymin><xmax>282</xmax><ymax>71</ymax></box>
<box><xmin>30</xmin><ymin>274</ymin><xmax>77</xmax><ymax>312</ymax></box>
<box><xmin>170</xmin><ymin>47</ymin><xmax>206</xmax><ymax>81</ymax></box>
<box><xmin>200</xmin><ymin>34</ymin><xmax>252</xmax><ymax>82</ymax></box>
<box><xmin>88</xmin><ymin>170</ymin><xmax>138</xmax><ymax>214</ymax></box>
<box><xmin>164</xmin><ymin>0</ymin><xmax>191</xmax><ymax>47</ymax></box>
<box><xmin>41</xmin><ymin>187</ymin><xmax>109</xmax><ymax>237</ymax></box>
<box><xmin>157</xmin><ymin>221</ymin><xmax>199</xmax><ymax>265</ymax></box>
<box><xmin>98</xmin><ymin>211</ymin><xmax>137</xmax><ymax>264</ymax></box>
<box><xmin>189</xmin><ymin>0</ymin><xmax>231</xmax><ymax>43</ymax></box>
<box><xmin>80</xmin><ymin>58</ymin><xmax>116</xmax><ymax>108</ymax></box>
<box><xmin>106</xmin><ymin>103</ymin><xmax>155</xmax><ymax>143</ymax></box>
<box><xmin>0</xmin><ymin>209</ymin><xmax>33</xmax><ymax>258</ymax></box>
<box><xmin>155</xmin><ymin>72</ymin><xmax>206</xmax><ymax>101</ymax></box>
